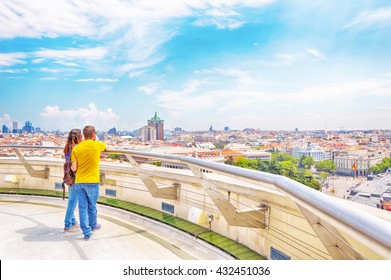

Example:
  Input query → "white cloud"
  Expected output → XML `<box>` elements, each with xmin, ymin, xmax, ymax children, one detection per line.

<box><xmin>0</xmin><ymin>53</ymin><xmax>27</xmax><ymax>66</ymax></box>
<box><xmin>196</xmin><ymin>67</ymin><xmax>256</xmax><ymax>88</ymax></box>
<box><xmin>274</xmin><ymin>53</ymin><xmax>295</xmax><ymax>65</ymax></box>
<box><xmin>157</xmin><ymin>79</ymin><xmax>215</xmax><ymax>115</ymax></box>
<box><xmin>128</xmin><ymin>70</ymin><xmax>146</xmax><ymax>79</ymax></box>
<box><xmin>55</xmin><ymin>61</ymin><xmax>80</xmax><ymax>67</ymax></box>
<box><xmin>32</xmin><ymin>58</ymin><xmax>45</xmax><ymax>64</ymax></box>
<box><xmin>156</xmin><ymin>64</ymin><xmax>391</xmax><ymax>129</ymax></box>
<box><xmin>192</xmin><ymin>17</ymin><xmax>245</xmax><ymax>30</ymax></box>
<box><xmin>34</xmin><ymin>47</ymin><xmax>107</xmax><ymax>61</ymax></box>
<box><xmin>205</xmin><ymin>8</ymin><xmax>239</xmax><ymax>17</ymax></box>
<box><xmin>73</xmin><ymin>78</ymin><xmax>118</xmax><ymax>82</ymax></box>
<box><xmin>0</xmin><ymin>0</ymin><xmax>274</xmax><ymax>77</ymax></box>
<box><xmin>40</xmin><ymin>103</ymin><xmax>119</xmax><ymax>131</ymax></box>
<box><xmin>0</xmin><ymin>68</ymin><xmax>28</xmax><ymax>73</ymax></box>
<box><xmin>307</xmin><ymin>48</ymin><xmax>327</xmax><ymax>60</ymax></box>
<box><xmin>37</xmin><ymin>67</ymin><xmax>79</xmax><ymax>74</ymax></box>
<box><xmin>0</xmin><ymin>0</ymin><xmax>94</xmax><ymax>39</ymax></box>
<box><xmin>292</xmin><ymin>78</ymin><xmax>391</xmax><ymax>102</ymax></box>
<box><xmin>120</xmin><ymin>55</ymin><xmax>166</xmax><ymax>77</ymax></box>
<box><xmin>157</xmin><ymin>70</ymin><xmax>272</xmax><ymax>116</ymax></box>
<box><xmin>273</xmin><ymin>49</ymin><xmax>327</xmax><ymax>65</ymax></box>
<box><xmin>138</xmin><ymin>84</ymin><xmax>159</xmax><ymax>95</ymax></box>
<box><xmin>40</xmin><ymin>77</ymin><xmax>58</xmax><ymax>81</ymax></box>
<box><xmin>0</xmin><ymin>113</ymin><xmax>12</xmax><ymax>128</ymax></box>
<box><xmin>344</xmin><ymin>7</ymin><xmax>391</xmax><ymax>29</ymax></box>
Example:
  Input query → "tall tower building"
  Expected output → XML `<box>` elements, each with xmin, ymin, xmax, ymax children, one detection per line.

<box><xmin>139</xmin><ymin>125</ymin><xmax>156</xmax><ymax>143</ymax></box>
<box><xmin>147</xmin><ymin>112</ymin><xmax>164</xmax><ymax>141</ymax></box>
<box><xmin>12</xmin><ymin>121</ymin><xmax>18</xmax><ymax>133</ymax></box>
<box><xmin>23</xmin><ymin>121</ymin><xmax>33</xmax><ymax>133</ymax></box>
<box><xmin>2</xmin><ymin>125</ymin><xmax>9</xmax><ymax>133</ymax></box>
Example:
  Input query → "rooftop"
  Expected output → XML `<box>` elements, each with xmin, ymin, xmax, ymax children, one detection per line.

<box><xmin>0</xmin><ymin>194</ymin><xmax>233</xmax><ymax>260</ymax></box>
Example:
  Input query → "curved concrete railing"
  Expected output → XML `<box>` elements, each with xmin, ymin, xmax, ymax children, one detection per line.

<box><xmin>1</xmin><ymin>145</ymin><xmax>391</xmax><ymax>260</ymax></box>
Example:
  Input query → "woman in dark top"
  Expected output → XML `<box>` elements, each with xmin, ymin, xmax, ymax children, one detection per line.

<box><xmin>63</xmin><ymin>128</ymin><xmax>82</xmax><ymax>232</ymax></box>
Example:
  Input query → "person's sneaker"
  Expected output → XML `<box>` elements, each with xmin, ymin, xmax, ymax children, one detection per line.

<box><xmin>84</xmin><ymin>232</ymin><xmax>93</xmax><ymax>241</ymax></box>
<box><xmin>64</xmin><ymin>227</ymin><xmax>78</xmax><ymax>233</ymax></box>
<box><xmin>92</xmin><ymin>224</ymin><xmax>101</xmax><ymax>231</ymax></box>
<box><xmin>72</xmin><ymin>224</ymin><xmax>80</xmax><ymax>229</ymax></box>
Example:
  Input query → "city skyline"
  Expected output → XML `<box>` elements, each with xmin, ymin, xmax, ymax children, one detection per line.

<box><xmin>1</xmin><ymin>1</ymin><xmax>391</xmax><ymax>132</ymax></box>
<box><xmin>2</xmin><ymin>116</ymin><xmax>391</xmax><ymax>134</ymax></box>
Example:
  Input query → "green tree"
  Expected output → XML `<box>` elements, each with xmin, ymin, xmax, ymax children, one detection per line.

<box><xmin>272</xmin><ymin>152</ymin><xmax>298</xmax><ymax>163</ymax></box>
<box><xmin>279</xmin><ymin>160</ymin><xmax>298</xmax><ymax>178</ymax></box>
<box><xmin>256</xmin><ymin>159</ymin><xmax>268</xmax><ymax>172</ymax></box>
<box><xmin>315</xmin><ymin>160</ymin><xmax>336</xmax><ymax>174</ymax></box>
<box><xmin>298</xmin><ymin>155</ymin><xmax>315</xmax><ymax>169</ymax></box>
<box><xmin>319</xmin><ymin>172</ymin><xmax>329</xmax><ymax>180</ymax></box>
<box><xmin>368</xmin><ymin>157</ymin><xmax>391</xmax><ymax>174</ymax></box>
<box><xmin>108</xmin><ymin>154</ymin><xmax>121</xmax><ymax>160</ymax></box>
<box><xmin>234</xmin><ymin>156</ymin><xmax>251</xmax><ymax>169</ymax></box>
<box><xmin>224</xmin><ymin>151</ymin><xmax>322</xmax><ymax>190</ymax></box>
<box><xmin>267</xmin><ymin>160</ymin><xmax>282</xmax><ymax>174</ymax></box>
<box><xmin>369</xmin><ymin>165</ymin><xmax>381</xmax><ymax>174</ymax></box>
<box><xmin>296</xmin><ymin>169</ymin><xmax>321</xmax><ymax>190</ymax></box>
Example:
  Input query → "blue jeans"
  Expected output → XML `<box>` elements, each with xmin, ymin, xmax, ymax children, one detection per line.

<box><xmin>64</xmin><ymin>186</ymin><xmax>78</xmax><ymax>229</ymax></box>
<box><xmin>74</xmin><ymin>183</ymin><xmax>99</xmax><ymax>237</ymax></box>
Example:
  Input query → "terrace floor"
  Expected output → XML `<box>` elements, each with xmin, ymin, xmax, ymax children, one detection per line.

<box><xmin>0</xmin><ymin>194</ymin><xmax>233</xmax><ymax>260</ymax></box>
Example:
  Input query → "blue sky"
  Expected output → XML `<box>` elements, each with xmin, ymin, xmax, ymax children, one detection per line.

<box><xmin>1</xmin><ymin>0</ymin><xmax>391</xmax><ymax>132</ymax></box>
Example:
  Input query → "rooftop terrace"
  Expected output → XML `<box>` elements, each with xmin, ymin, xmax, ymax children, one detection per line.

<box><xmin>0</xmin><ymin>194</ymin><xmax>233</xmax><ymax>260</ymax></box>
<box><xmin>1</xmin><ymin>145</ymin><xmax>391</xmax><ymax>262</ymax></box>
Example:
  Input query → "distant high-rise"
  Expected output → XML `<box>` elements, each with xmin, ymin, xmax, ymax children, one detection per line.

<box><xmin>2</xmin><ymin>125</ymin><xmax>9</xmax><ymax>133</ymax></box>
<box><xmin>147</xmin><ymin>112</ymin><xmax>164</xmax><ymax>141</ymax></box>
<box><xmin>12</xmin><ymin>121</ymin><xmax>18</xmax><ymax>133</ymax></box>
<box><xmin>22</xmin><ymin>121</ymin><xmax>33</xmax><ymax>133</ymax></box>
<box><xmin>108</xmin><ymin>127</ymin><xmax>117</xmax><ymax>135</ymax></box>
<box><xmin>139</xmin><ymin>125</ymin><xmax>156</xmax><ymax>143</ymax></box>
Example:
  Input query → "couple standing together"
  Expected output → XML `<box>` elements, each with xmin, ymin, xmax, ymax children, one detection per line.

<box><xmin>63</xmin><ymin>125</ymin><xmax>106</xmax><ymax>241</ymax></box>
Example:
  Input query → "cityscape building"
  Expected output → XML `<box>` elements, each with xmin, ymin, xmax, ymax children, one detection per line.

<box><xmin>139</xmin><ymin>125</ymin><xmax>156</xmax><ymax>143</ymax></box>
<box><xmin>12</xmin><ymin>121</ymin><xmax>18</xmax><ymax>133</ymax></box>
<box><xmin>292</xmin><ymin>142</ymin><xmax>325</xmax><ymax>162</ymax></box>
<box><xmin>334</xmin><ymin>149</ymin><xmax>385</xmax><ymax>177</ymax></box>
<box><xmin>147</xmin><ymin>112</ymin><xmax>164</xmax><ymax>141</ymax></box>
<box><xmin>2</xmin><ymin>125</ymin><xmax>8</xmax><ymax>134</ymax></box>
<box><xmin>22</xmin><ymin>121</ymin><xmax>33</xmax><ymax>134</ymax></box>
<box><xmin>108</xmin><ymin>127</ymin><xmax>117</xmax><ymax>135</ymax></box>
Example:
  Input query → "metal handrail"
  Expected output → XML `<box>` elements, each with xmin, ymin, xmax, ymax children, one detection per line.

<box><xmin>2</xmin><ymin>145</ymin><xmax>391</xmax><ymax>256</ymax></box>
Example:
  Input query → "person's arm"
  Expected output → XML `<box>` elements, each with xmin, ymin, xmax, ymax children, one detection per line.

<box><xmin>71</xmin><ymin>160</ymin><xmax>77</xmax><ymax>172</ymax></box>
<box><xmin>71</xmin><ymin>148</ymin><xmax>77</xmax><ymax>172</ymax></box>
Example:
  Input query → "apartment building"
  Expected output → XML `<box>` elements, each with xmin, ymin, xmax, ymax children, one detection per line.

<box><xmin>334</xmin><ymin>149</ymin><xmax>385</xmax><ymax>176</ymax></box>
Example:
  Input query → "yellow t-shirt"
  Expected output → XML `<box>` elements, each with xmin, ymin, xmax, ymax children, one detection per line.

<box><xmin>71</xmin><ymin>139</ymin><xmax>106</xmax><ymax>183</ymax></box>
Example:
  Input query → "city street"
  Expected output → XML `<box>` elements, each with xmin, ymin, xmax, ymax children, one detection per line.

<box><xmin>323</xmin><ymin>173</ymin><xmax>391</xmax><ymax>200</ymax></box>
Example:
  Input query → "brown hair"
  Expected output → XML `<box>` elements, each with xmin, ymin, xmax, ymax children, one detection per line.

<box><xmin>63</xmin><ymin>128</ymin><xmax>82</xmax><ymax>155</ymax></box>
<box><xmin>83</xmin><ymin>125</ymin><xmax>96</xmax><ymax>140</ymax></box>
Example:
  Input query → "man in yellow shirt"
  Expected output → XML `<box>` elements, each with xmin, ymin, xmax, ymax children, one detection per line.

<box><xmin>71</xmin><ymin>125</ymin><xmax>106</xmax><ymax>241</ymax></box>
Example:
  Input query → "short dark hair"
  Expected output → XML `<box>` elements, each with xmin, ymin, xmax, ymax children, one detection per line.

<box><xmin>83</xmin><ymin>125</ymin><xmax>96</xmax><ymax>139</ymax></box>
